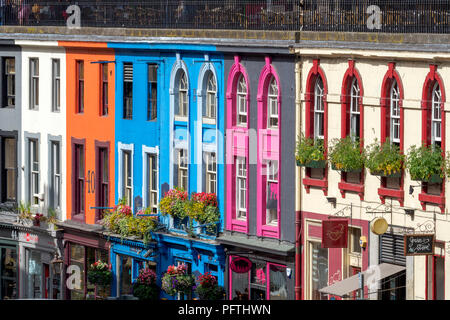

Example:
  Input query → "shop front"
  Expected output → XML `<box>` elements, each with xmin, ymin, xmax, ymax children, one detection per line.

<box><xmin>58</xmin><ymin>220</ymin><xmax>110</xmax><ymax>300</ymax></box>
<box><xmin>0</xmin><ymin>220</ymin><xmax>19</xmax><ymax>300</ymax></box>
<box><xmin>108</xmin><ymin>236</ymin><xmax>158</xmax><ymax>299</ymax></box>
<box><xmin>217</xmin><ymin>232</ymin><xmax>295</xmax><ymax>300</ymax></box>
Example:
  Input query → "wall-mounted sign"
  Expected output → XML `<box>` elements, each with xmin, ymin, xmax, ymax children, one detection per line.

<box><xmin>404</xmin><ymin>234</ymin><xmax>435</xmax><ymax>256</ymax></box>
<box><xmin>371</xmin><ymin>217</ymin><xmax>389</xmax><ymax>235</ymax></box>
<box><xmin>322</xmin><ymin>220</ymin><xmax>348</xmax><ymax>248</ymax></box>
<box><xmin>230</xmin><ymin>257</ymin><xmax>252</xmax><ymax>273</ymax></box>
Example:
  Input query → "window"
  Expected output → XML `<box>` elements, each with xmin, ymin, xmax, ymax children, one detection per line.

<box><xmin>236</xmin><ymin>156</ymin><xmax>247</xmax><ymax>220</ymax></box>
<box><xmin>3</xmin><ymin>58</ymin><xmax>15</xmax><ymax>108</ymax></box>
<box><xmin>267</xmin><ymin>76</ymin><xmax>278</xmax><ymax>129</ymax></box>
<box><xmin>177</xmin><ymin>149</ymin><xmax>188</xmax><ymax>191</ymax></box>
<box><xmin>350</xmin><ymin>77</ymin><xmax>360</xmax><ymax>140</ymax></box>
<box><xmin>237</xmin><ymin>74</ymin><xmax>247</xmax><ymax>126</ymax></box>
<box><xmin>314</xmin><ymin>77</ymin><xmax>324</xmax><ymax>140</ymax></box>
<box><xmin>74</xmin><ymin>144</ymin><xmax>85</xmax><ymax>215</ymax></box>
<box><xmin>269</xmin><ymin>264</ymin><xmax>288</xmax><ymax>300</ymax></box>
<box><xmin>390</xmin><ymin>80</ymin><xmax>400</xmax><ymax>145</ymax></box>
<box><xmin>2</xmin><ymin>138</ymin><xmax>16</xmax><ymax>202</ymax></box>
<box><xmin>122</xmin><ymin>151</ymin><xmax>132</xmax><ymax>206</ymax></box>
<box><xmin>50</xmin><ymin>141</ymin><xmax>61</xmax><ymax>210</ymax></box>
<box><xmin>29</xmin><ymin>58</ymin><xmax>39</xmax><ymax>110</ymax></box>
<box><xmin>98</xmin><ymin>147</ymin><xmax>109</xmax><ymax>216</ymax></box>
<box><xmin>431</xmin><ymin>82</ymin><xmax>442</xmax><ymax>147</ymax></box>
<box><xmin>147</xmin><ymin>64</ymin><xmax>157</xmax><ymax>121</ymax></box>
<box><xmin>100</xmin><ymin>63</ymin><xmax>108</xmax><ymax>116</ymax></box>
<box><xmin>0</xmin><ymin>246</ymin><xmax>18</xmax><ymax>299</ymax></box>
<box><xmin>205</xmin><ymin>152</ymin><xmax>216</xmax><ymax>194</ymax></box>
<box><xmin>204</xmin><ymin>73</ymin><xmax>216</xmax><ymax>121</ymax></box>
<box><xmin>309</xmin><ymin>241</ymin><xmax>328</xmax><ymax>300</ymax></box>
<box><xmin>123</xmin><ymin>63</ymin><xmax>133</xmax><ymax>119</ymax></box>
<box><xmin>427</xmin><ymin>245</ymin><xmax>445</xmax><ymax>300</ymax></box>
<box><xmin>349</xmin><ymin>227</ymin><xmax>361</xmax><ymax>254</ymax></box>
<box><xmin>265</xmin><ymin>160</ymin><xmax>278</xmax><ymax>226</ymax></box>
<box><xmin>177</xmin><ymin>71</ymin><xmax>188</xmax><ymax>118</ymax></box>
<box><xmin>146</xmin><ymin>154</ymin><xmax>158</xmax><ymax>213</ymax></box>
<box><xmin>119</xmin><ymin>255</ymin><xmax>133</xmax><ymax>296</ymax></box>
<box><xmin>29</xmin><ymin>139</ymin><xmax>39</xmax><ymax>206</ymax></box>
<box><xmin>76</xmin><ymin>60</ymin><xmax>84</xmax><ymax>113</ymax></box>
<box><xmin>52</xmin><ymin>59</ymin><xmax>60</xmax><ymax>112</ymax></box>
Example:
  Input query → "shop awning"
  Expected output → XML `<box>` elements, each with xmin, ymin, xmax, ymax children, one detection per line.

<box><xmin>318</xmin><ymin>263</ymin><xmax>406</xmax><ymax>297</ymax></box>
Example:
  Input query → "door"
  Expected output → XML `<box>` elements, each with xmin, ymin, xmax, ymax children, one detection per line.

<box><xmin>44</xmin><ymin>263</ymin><xmax>49</xmax><ymax>299</ymax></box>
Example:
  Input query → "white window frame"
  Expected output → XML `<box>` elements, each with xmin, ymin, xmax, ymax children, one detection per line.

<box><xmin>267</xmin><ymin>76</ymin><xmax>279</xmax><ymax>129</ymax></box>
<box><xmin>177</xmin><ymin>71</ymin><xmax>188</xmax><ymax>118</ymax></box>
<box><xmin>5</xmin><ymin>57</ymin><xmax>15</xmax><ymax>108</ymax></box>
<box><xmin>431</xmin><ymin>82</ymin><xmax>442</xmax><ymax>147</ymax></box>
<box><xmin>390</xmin><ymin>80</ymin><xmax>400</xmax><ymax>145</ymax></box>
<box><xmin>205</xmin><ymin>152</ymin><xmax>217</xmax><ymax>194</ymax></box>
<box><xmin>29</xmin><ymin>58</ymin><xmax>39</xmax><ymax>110</ymax></box>
<box><xmin>178</xmin><ymin>149</ymin><xmax>188</xmax><ymax>191</ymax></box>
<box><xmin>265</xmin><ymin>159</ymin><xmax>278</xmax><ymax>226</ymax></box>
<box><xmin>52</xmin><ymin>59</ymin><xmax>60</xmax><ymax>112</ymax></box>
<box><xmin>350</xmin><ymin>77</ymin><xmax>360</xmax><ymax>140</ymax></box>
<box><xmin>204</xmin><ymin>72</ymin><xmax>217</xmax><ymax>123</ymax></box>
<box><xmin>314</xmin><ymin>77</ymin><xmax>324</xmax><ymax>140</ymax></box>
<box><xmin>147</xmin><ymin>153</ymin><xmax>158</xmax><ymax>213</ymax></box>
<box><xmin>51</xmin><ymin>141</ymin><xmax>61</xmax><ymax>210</ymax></box>
<box><xmin>236</xmin><ymin>74</ymin><xmax>247</xmax><ymax>127</ymax></box>
<box><xmin>29</xmin><ymin>139</ymin><xmax>39</xmax><ymax>206</ymax></box>
<box><xmin>236</xmin><ymin>156</ymin><xmax>247</xmax><ymax>220</ymax></box>
<box><xmin>122</xmin><ymin>149</ymin><xmax>133</xmax><ymax>207</ymax></box>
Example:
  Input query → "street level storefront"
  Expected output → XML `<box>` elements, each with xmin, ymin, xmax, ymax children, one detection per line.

<box><xmin>155</xmin><ymin>232</ymin><xmax>225</xmax><ymax>300</ymax></box>
<box><xmin>57</xmin><ymin>220</ymin><xmax>110</xmax><ymax>300</ymax></box>
<box><xmin>0</xmin><ymin>215</ymin><xmax>19</xmax><ymax>299</ymax></box>
<box><xmin>217</xmin><ymin>232</ymin><xmax>295</xmax><ymax>300</ymax></box>
<box><xmin>107</xmin><ymin>235</ymin><xmax>158</xmax><ymax>298</ymax></box>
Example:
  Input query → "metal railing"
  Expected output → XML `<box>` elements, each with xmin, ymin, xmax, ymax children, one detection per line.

<box><xmin>0</xmin><ymin>0</ymin><xmax>448</xmax><ymax>34</ymax></box>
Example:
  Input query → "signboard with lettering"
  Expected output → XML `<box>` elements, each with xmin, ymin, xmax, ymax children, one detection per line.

<box><xmin>322</xmin><ymin>220</ymin><xmax>348</xmax><ymax>248</ymax></box>
<box><xmin>404</xmin><ymin>234</ymin><xmax>435</xmax><ymax>256</ymax></box>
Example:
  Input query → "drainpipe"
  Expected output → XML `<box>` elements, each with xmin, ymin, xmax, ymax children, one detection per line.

<box><xmin>294</xmin><ymin>52</ymin><xmax>302</xmax><ymax>300</ymax></box>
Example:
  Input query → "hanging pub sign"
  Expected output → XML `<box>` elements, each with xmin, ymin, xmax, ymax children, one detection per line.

<box><xmin>230</xmin><ymin>257</ymin><xmax>252</xmax><ymax>273</ymax></box>
<box><xmin>404</xmin><ymin>234</ymin><xmax>435</xmax><ymax>256</ymax></box>
<box><xmin>322</xmin><ymin>219</ymin><xmax>348</xmax><ymax>248</ymax></box>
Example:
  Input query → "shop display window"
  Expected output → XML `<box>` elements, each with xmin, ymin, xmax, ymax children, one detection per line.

<box><xmin>0</xmin><ymin>246</ymin><xmax>17</xmax><ymax>299</ymax></box>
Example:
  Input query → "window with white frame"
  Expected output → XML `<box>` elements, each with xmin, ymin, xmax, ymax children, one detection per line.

<box><xmin>2</xmin><ymin>137</ymin><xmax>16</xmax><ymax>202</ymax></box>
<box><xmin>29</xmin><ymin>58</ymin><xmax>39</xmax><ymax>110</ymax></box>
<box><xmin>236</xmin><ymin>156</ymin><xmax>247</xmax><ymax>220</ymax></box>
<box><xmin>147</xmin><ymin>64</ymin><xmax>157</xmax><ymax>121</ymax></box>
<box><xmin>314</xmin><ymin>77</ymin><xmax>324</xmax><ymax>140</ymax></box>
<box><xmin>390</xmin><ymin>80</ymin><xmax>400</xmax><ymax>145</ymax></box>
<box><xmin>178</xmin><ymin>149</ymin><xmax>188</xmax><ymax>191</ymax></box>
<box><xmin>236</xmin><ymin>74</ymin><xmax>247</xmax><ymax>126</ymax></box>
<box><xmin>205</xmin><ymin>152</ymin><xmax>216</xmax><ymax>194</ymax></box>
<box><xmin>122</xmin><ymin>150</ymin><xmax>132</xmax><ymax>206</ymax></box>
<box><xmin>52</xmin><ymin>59</ymin><xmax>60</xmax><ymax>112</ymax></box>
<box><xmin>267</xmin><ymin>76</ymin><xmax>278</xmax><ymax>129</ymax></box>
<box><xmin>265</xmin><ymin>160</ymin><xmax>278</xmax><ymax>226</ymax></box>
<box><xmin>204</xmin><ymin>72</ymin><xmax>217</xmax><ymax>121</ymax></box>
<box><xmin>177</xmin><ymin>71</ymin><xmax>188</xmax><ymax>118</ymax></box>
<box><xmin>29</xmin><ymin>139</ymin><xmax>39</xmax><ymax>205</ymax></box>
<box><xmin>123</xmin><ymin>63</ymin><xmax>133</xmax><ymax>119</ymax></box>
<box><xmin>50</xmin><ymin>141</ymin><xmax>61</xmax><ymax>209</ymax></box>
<box><xmin>3</xmin><ymin>58</ymin><xmax>15</xmax><ymax>108</ymax></box>
<box><xmin>350</xmin><ymin>77</ymin><xmax>360</xmax><ymax>140</ymax></box>
<box><xmin>146</xmin><ymin>153</ymin><xmax>158</xmax><ymax>213</ymax></box>
<box><xmin>431</xmin><ymin>82</ymin><xmax>442</xmax><ymax>147</ymax></box>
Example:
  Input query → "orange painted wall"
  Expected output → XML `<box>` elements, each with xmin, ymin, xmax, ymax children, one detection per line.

<box><xmin>60</xmin><ymin>42</ymin><xmax>115</xmax><ymax>225</ymax></box>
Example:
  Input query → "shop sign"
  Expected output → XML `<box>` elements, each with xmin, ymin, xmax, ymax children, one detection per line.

<box><xmin>404</xmin><ymin>234</ymin><xmax>435</xmax><ymax>256</ymax></box>
<box><xmin>230</xmin><ymin>257</ymin><xmax>252</xmax><ymax>273</ymax></box>
<box><xmin>322</xmin><ymin>220</ymin><xmax>348</xmax><ymax>248</ymax></box>
<box><xmin>12</xmin><ymin>231</ymin><xmax>39</xmax><ymax>244</ymax></box>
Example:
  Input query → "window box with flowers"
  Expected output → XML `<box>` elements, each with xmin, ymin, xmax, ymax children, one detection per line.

<box><xmin>132</xmin><ymin>268</ymin><xmax>160</xmax><ymax>300</ymax></box>
<box><xmin>161</xmin><ymin>264</ymin><xmax>195</xmax><ymax>299</ymax></box>
<box><xmin>329</xmin><ymin>136</ymin><xmax>365</xmax><ymax>173</ymax></box>
<box><xmin>87</xmin><ymin>260</ymin><xmax>113</xmax><ymax>299</ymax></box>
<box><xmin>186</xmin><ymin>192</ymin><xmax>220</xmax><ymax>236</ymax></box>
<box><xmin>366</xmin><ymin>139</ymin><xmax>404</xmax><ymax>178</ymax></box>
<box><xmin>195</xmin><ymin>272</ymin><xmax>225</xmax><ymax>300</ymax></box>
<box><xmin>295</xmin><ymin>135</ymin><xmax>326</xmax><ymax>168</ymax></box>
<box><xmin>159</xmin><ymin>188</ymin><xmax>190</xmax><ymax>232</ymax></box>
<box><xmin>406</xmin><ymin>144</ymin><xmax>445</xmax><ymax>183</ymax></box>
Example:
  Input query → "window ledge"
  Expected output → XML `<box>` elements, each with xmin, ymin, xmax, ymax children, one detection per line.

<box><xmin>418</xmin><ymin>192</ymin><xmax>445</xmax><ymax>213</ymax></box>
<box><xmin>338</xmin><ymin>181</ymin><xmax>364</xmax><ymax>200</ymax></box>
<box><xmin>378</xmin><ymin>187</ymin><xmax>404</xmax><ymax>206</ymax></box>
<box><xmin>261</xmin><ymin>224</ymin><xmax>278</xmax><ymax>239</ymax></box>
<box><xmin>303</xmin><ymin>177</ymin><xmax>328</xmax><ymax>195</ymax></box>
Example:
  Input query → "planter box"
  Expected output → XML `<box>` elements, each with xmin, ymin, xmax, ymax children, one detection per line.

<box><xmin>370</xmin><ymin>170</ymin><xmax>402</xmax><ymax>178</ymax></box>
<box><xmin>411</xmin><ymin>173</ymin><xmax>443</xmax><ymax>184</ymax></box>
<box><xmin>296</xmin><ymin>159</ymin><xmax>326</xmax><ymax>168</ymax></box>
<box><xmin>331</xmin><ymin>164</ymin><xmax>362</xmax><ymax>173</ymax></box>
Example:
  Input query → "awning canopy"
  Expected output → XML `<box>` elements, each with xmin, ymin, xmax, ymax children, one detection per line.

<box><xmin>318</xmin><ymin>263</ymin><xmax>406</xmax><ymax>297</ymax></box>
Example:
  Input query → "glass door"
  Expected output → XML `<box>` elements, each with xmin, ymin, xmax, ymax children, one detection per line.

<box><xmin>0</xmin><ymin>246</ymin><xmax>17</xmax><ymax>299</ymax></box>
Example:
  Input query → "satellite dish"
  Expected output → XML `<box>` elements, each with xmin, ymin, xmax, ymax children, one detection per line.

<box><xmin>371</xmin><ymin>217</ymin><xmax>388</xmax><ymax>235</ymax></box>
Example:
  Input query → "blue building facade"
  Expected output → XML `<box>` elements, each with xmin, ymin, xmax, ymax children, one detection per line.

<box><xmin>110</xmin><ymin>42</ymin><xmax>225</xmax><ymax>299</ymax></box>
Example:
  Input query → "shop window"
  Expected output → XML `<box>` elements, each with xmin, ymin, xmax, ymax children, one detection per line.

<box><xmin>26</xmin><ymin>249</ymin><xmax>42</xmax><ymax>298</ymax></box>
<box><xmin>203</xmin><ymin>72</ymin><xmax>217</xmax><ymax>123</ymax></box>
<box><xmin>380</xmin><ymin>272</ymin><xmax>406</xmax><ymax>300</ymax></box>
<box><xmin>205</xmin><ymin>152</ymin><xmax>216</xmax><ymax>194</ymax></box>
<box><xmin>309</xmin><ymin>241</ymin><xmax>328</xmax><ymax>300</ymax></box>
<box><xmin>29</xmin><ymin>58</ymin><xmax>39</xmax><ymax>110</ymax></box>
<box><xmin>119</xmin><ymin>255</ymin><xmax>133</xmax><ymax>296</ymax></box>
<box><xmin>29</xmin><ymin>139</ymin><xmax>40</xmax><ymax>206</ymax></box>
<box><xmin>69</xmin><ymin>244</ymin><xmax>85</xmax><ymax>300</ymax></box>
<box><xmin>2</xmin><ymin>57</ymin><xmax>15</xmax><ymax>108</ymax></box>
<box><xmin>250</xmin><ymin>261</ymin><xmax>267</xmax><ymax>300</ymax></box>
<box><xmin>236</xmin><ymin>74</ymin><xmax>247</xmax><ymax>126</ymax></box>
<box><xmin>52</xmin><ymin>59</ymin><xmax>60</xmax><ymax>112</ymax></box>
<box><xmin>76</xmin><ymin>60</ymin><xmax>83</xmax><ymax>113</ymax></box>
<box><xmin>269</xmin><ymin>264</ymin><xmax>287</xmax><ymax>300</ymax></box>
<box><xmin>146</xmin><ymin>153</ymin><xmax>158</xmax><ymax>213</ymax></box>
<box><xmin>0</xmin><ymin>246</ymin><xmax>17</xmax><ymax>299</ymax></box>
<box><xmin>147</xmin><ymin>64</ymin><xmax>157</xmax><ymax>121</ymax></box>
<box><xmin>100</xmin><ymin>63</ymin><xmax>108</xmax><ymax>116</ymax></box>
<box><xmin>123</xmin><ymin>63</ymin><xmax>133</xmax><ymax>119</ymax></box>
<box><xmin>427</xmin><ymin>243</ymin><xmax>445</xmax><ymax>300</ymax></box>
<box><xmin>2</xmin><ymin>137</ymin><xmax>16</xmax><ymax>203</ymax></box>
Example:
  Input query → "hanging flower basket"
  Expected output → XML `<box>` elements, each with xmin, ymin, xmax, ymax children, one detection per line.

<box><xmin>161</xmin><ymin>264</ymin><xmax>195</xmax><ymax>297</ymax></box>
<box><xmin>195</xmin><ymin>272</ymin><xmax>226</xmax><ymax>300</ymax></box>
<box><xmin>87</xmin><ymin>260</ymin><xmax>113</xmax><ymax>287</ymax></box>
<box><xmin>132</xmin><ymin>268</ymin><xmax>160</xmax><ymax>300</ymax></box>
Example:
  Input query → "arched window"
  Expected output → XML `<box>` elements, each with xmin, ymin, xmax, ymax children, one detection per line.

<box><xmin>431</xmin><ymin>82</ymin><xmax>442</xmax><ymax>147</ymax></box>
<box><xmin>350</xmin><ymin>77</ymin><xmax>360</xmax><ymax>140</ymax></box>
<box><xmin>390</xmin><ymin>80</ymin><xmax>401</xmax><ymax>145</ymax></box>
<box><xmin>205</xmin><ymin>72</ymin><xmax>217</xmax><ymax>120</ymax></box>
<box><xmin>177</xmin><ymin>71</ymin><xmax>188</xmax><ymax>117</ymax></box>
<box><xmin>267</xmin><ymin>76</ymin><xmax>278</xmax><ymax>129</ymax></box>
<box><xmin>236</xmin><ymin>74</ymin><xmax>247</xmax><ymax>126</ymax></box>
<box><xmin>314</xmin><ymin>77</ymin><xmax>324</xmax><ymax>140</ymax></box>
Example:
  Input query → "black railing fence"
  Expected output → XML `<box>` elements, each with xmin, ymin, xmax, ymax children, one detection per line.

<box><xmin>0</xmin><ymin>0</ymin><xmax>448</xmax><ymax>33</ymax></box>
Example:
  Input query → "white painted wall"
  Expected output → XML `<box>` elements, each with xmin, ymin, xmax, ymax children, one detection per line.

<box><xmin>17</xmin><ymin>41</ymin><xmax>67</xmax><ymax>221</ymax></box>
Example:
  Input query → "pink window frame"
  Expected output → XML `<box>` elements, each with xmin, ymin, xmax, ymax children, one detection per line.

<box><xmin>379</xmin><ymin>62</ymin><xmax>405</xmax><ymax>206</ymax></box>
<box><xmin>257</xmin><ymin>56</ymin><xmax>281</xmax><ymax>239</ymax></box>
<box><xmin>303</xmin><ymin>59</ymin><xmax>328</xmax><ymax>195</ymax></box>
<box><xmin>226</xmin><ymin>56</ymin><xmax>250</xmax><ymax>233</ymax></box>
<box><xmin>339</xmin><ymin>60</ymin><xmax>365</xmax><ymax>200</ymax></box>
<box><xmin>419</xmin><ymin>64</ymin><xmax>446</xmax><ymax>213</ymax></box>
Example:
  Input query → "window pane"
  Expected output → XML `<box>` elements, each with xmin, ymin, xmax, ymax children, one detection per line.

<box><xmin>311</xmin><ymin>242</ymin><xmax>328</xmax><ymax>300</ymax></box>
<box><xmin>269</xmin><ymin>264</ymin><xmax>287</xmax><ymax>300</ymax></box>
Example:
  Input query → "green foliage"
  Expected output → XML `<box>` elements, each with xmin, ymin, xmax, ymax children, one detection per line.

<box><xmin>158</xmin><ymin>188</ymin><xmax>189</xmax><ymax>220</ymax></box>
<box><xmin>406</xmin><ymin>144</ymin><xmax>445</xmax><ymax>181</ymax></box>
<box><xmin>195</xmin><ymin>285</ymin><xmax>226</xmax><ymax>300</ymax></box>
<box><xmin>18</xmin><ymin>202</ymin><xmax>32</xmax><ymax>221</ymax></box>
<box><xmin>47</xmin><ymin>207</ymin><xmax>59</xmax><ymax>225</ymax></box>
<box><xmin>365</xmin><ymin>139</ymin><xmax>405</xmax><ymax>176</ymax></box>
<box><xmin>328</xmin><ymin>135</ymin><xmax>365</xmax><ymax>171</ymax></box>
<box><xmin>132</xmin><ymin>282</ymin><xmax>160</xmax><ymax>300</ymax></box>
<box><xmin>295</xmin><ymin>135</ymin><xmax>325</xmax><ymax>165</ymax></box>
